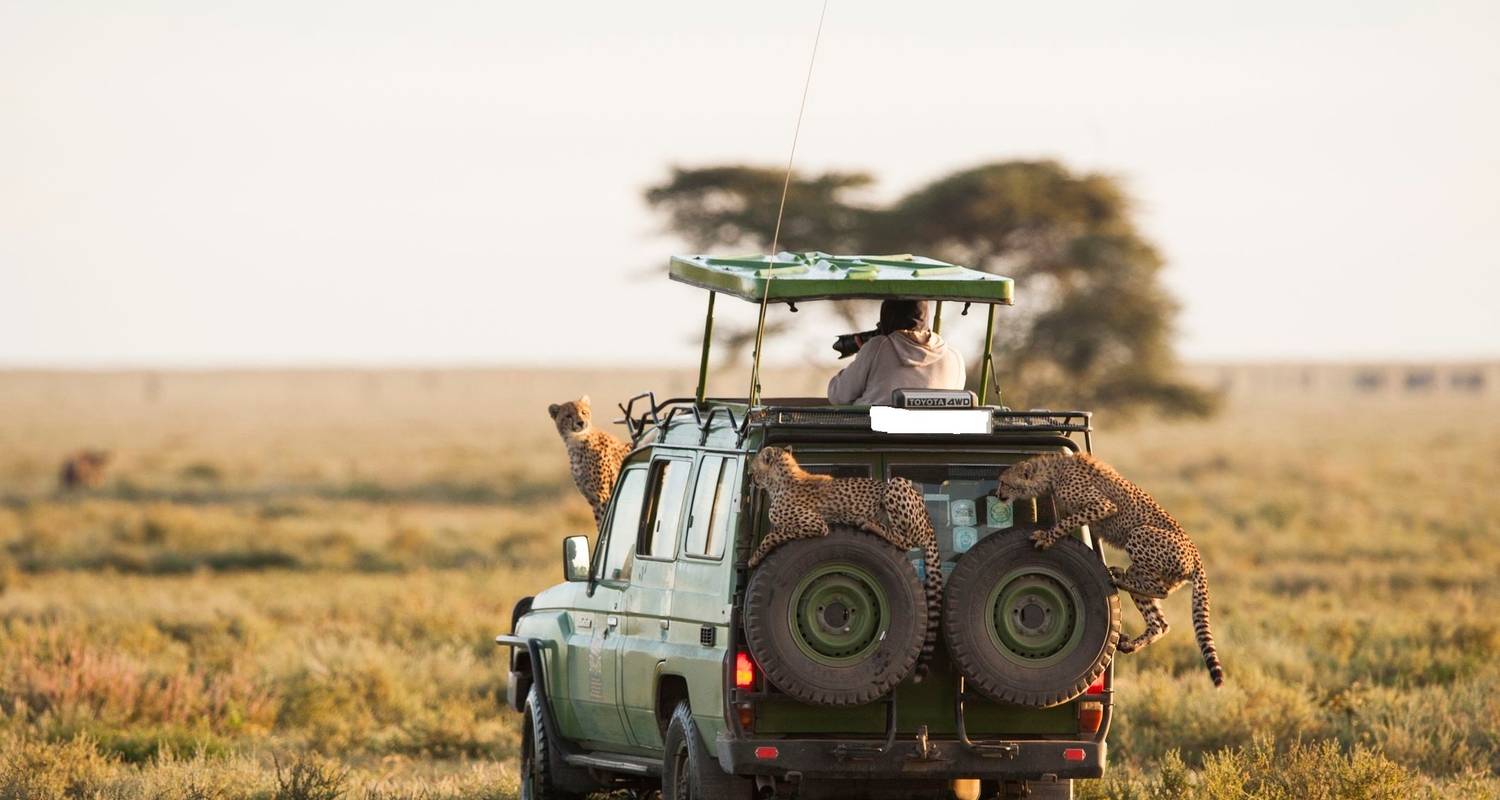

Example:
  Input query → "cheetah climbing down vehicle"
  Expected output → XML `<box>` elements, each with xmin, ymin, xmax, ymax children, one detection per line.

<box><xmin>748</xmin><ymin>445</ymin><xmax>944</xmax><ymax>680</ymax></box>
<box><xmin>547</xmin><ymin>396</ymin><xmax>632</xmax><ymax>529</ymax></box>
<box><xmin>996</xmin><ymin>452</ymin><xmax>1226</xmax><ymax>686</ymax></box>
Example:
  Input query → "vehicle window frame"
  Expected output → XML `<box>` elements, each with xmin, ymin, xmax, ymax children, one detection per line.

<box><xmin>683</xmin><ymin>455</ymin><xmax>741</xmax><ymax>562</ymax></box>
<box><xmin>593</xmin><ymin>464</ymin><xmax>649</xmax><ymax>586</ymax></box>
<box><xmin>885</xmin><ymin>461</ymin><xmax>1059</xmax><ymax>561</ymax></box>
<box><xmin>635</xmin><ymin>454</ymin><xmax>694</xmax><ymax>563</ymax></box>
<box><xmin>885</xmin><ymin>460</ymin><xmax>1056</xmax><ymax>527</ymax></box>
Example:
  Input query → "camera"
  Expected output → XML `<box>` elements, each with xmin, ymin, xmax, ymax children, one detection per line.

<box><xmin>832</xmin><ymin>329</ymin><xmax>881</xmax><ymax>359</ymax></box>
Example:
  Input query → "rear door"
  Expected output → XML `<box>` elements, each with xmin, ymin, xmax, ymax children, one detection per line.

<box><xmin>619</xmin><ymin>451</ymin><xmax>694</xmax><ymax>747</ymax></box>
<box><xmin>669</xmin><ymin>452</ymin><xmax>743</xmax><ymax>747</ymax></box>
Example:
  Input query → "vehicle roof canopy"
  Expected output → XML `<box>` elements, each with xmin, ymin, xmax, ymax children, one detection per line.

<box><xmin>669</xmin><ymin>251</ymin><xmax>1013</xmax><ymax>305</ymax></box>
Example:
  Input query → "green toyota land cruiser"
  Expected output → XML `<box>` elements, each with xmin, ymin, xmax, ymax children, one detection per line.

<box><xmin>499</xmin><ymin>253</ymin><xmax>1120</xmax><ymax>800</ymax></box>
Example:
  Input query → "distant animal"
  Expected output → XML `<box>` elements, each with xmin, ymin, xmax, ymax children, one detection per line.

<box><xmin>548</xmin><ymin>396</ymin><xmax>632</xmax><ymax>528</ymax></box>
<box><xmin>58</xmin><ymin>450</ymin><xmax>112</xmax><ymax>492</ymax></box>
<box><xmin>748</xmin><ymin>446</ymin><xmax>943</xmax><ymax>680</ymax></box>
<box><xmin>995</xmin><ymin>453</ymin><xmax>1224</xmax><ymax>686</ymax></box>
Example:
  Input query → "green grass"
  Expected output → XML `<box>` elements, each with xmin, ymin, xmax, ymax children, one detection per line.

<box><xmin>0</xmin><ymin>370</ymin><xmax>1496</xmax><ymax>797</ymax></box>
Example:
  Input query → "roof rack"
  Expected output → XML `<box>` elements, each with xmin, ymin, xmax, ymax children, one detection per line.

<box><xmin>616</xmin><ymin>394</ymin><xmax>1091</xmax><ymax>451</ymax></box>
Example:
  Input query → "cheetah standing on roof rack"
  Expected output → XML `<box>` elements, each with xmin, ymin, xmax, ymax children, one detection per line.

<box><xmin>995</xmin><ymin>453</ymin><xmax>1225</xmax><ymax>686</ymax></box>
<box><xmin>748</xmin><ymin>446</ymin><xmax>944</xmax><ymax>680</ymax></box>
<box><xmin>549</xmin><ymin>396</ymin><xmax>632</xmax><ymax>529</ymax></box>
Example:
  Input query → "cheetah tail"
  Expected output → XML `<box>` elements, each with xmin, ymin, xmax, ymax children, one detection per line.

<box><xmin>1190</xmin><ymin>568</ymin><xmax>1225</xmax><ymax>687</ymax></box>
<box><xmin>912</xmin><ymin>530</ymin><xmax>943</xmax><ymax>683</ymax></box>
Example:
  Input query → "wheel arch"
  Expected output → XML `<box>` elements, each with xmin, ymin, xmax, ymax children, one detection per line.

<box><xmin>656</xmin><ymin>672</ymin><xmax>691</xmax><ymax>739</ymax></box>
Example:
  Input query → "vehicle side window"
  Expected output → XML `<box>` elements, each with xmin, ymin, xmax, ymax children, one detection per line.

<box><xmin>637</xmin><ymin>459</ymin><xmax>690</xmax><ymax>560</ymax></box>
<box><xmin>686</xmin><ymin>456</ymin><xmax>738</xmax><ymax>560</ymax></box>
<box><xmin>599</xmin><ymin>468</ymin><xmax>647</xmax><ymax>581</ymax></box>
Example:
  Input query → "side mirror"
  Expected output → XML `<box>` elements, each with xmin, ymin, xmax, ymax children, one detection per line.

<box><xmin>563</xmin><ymin>535</ymin><xmax>591</xmax><ymax>582</ymax></box>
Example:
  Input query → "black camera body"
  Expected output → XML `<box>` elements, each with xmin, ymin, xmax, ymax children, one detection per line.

<box><xmin>832</xmin><ymin>329</ymin><xmax>881</xmax><ymax>359</ymax></box>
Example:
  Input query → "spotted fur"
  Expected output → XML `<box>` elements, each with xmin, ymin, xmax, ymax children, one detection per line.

<box><xmin>548</xmin><ymin>396</ymin><xmax>631</xmax><ymax>530</ymax></box>
<box><xmin>59</xmin><ymin>449</ymin><xmax>112</xmax><ymax>492</ymax></box>
<box><xmin>997</xmin><ymin>453</ymin><xmax>1225</xmax><ymax>687</ymax></box>
<box><xmin>748</xmin><ymin>446</ymin><xmax>944</xmax><ymax>681</ymax></box>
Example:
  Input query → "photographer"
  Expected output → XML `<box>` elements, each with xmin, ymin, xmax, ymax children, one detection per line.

<box><xmin>827</xmin><ymin>299</ymin><xmax>966</xmax><ymax>405</ymax></box>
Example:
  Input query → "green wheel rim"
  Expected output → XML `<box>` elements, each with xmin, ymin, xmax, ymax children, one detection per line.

<box><xmin>788</xmin><ymin>563</ymin><xmax>889</xmax><ymax>666</ymax></box>
<box><xmin>985</xmin><ymin>566</ymin><xmax>1084</xmax><ymax>668</ymax></box>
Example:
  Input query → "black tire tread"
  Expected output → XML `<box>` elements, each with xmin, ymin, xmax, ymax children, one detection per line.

<box><xmin>522</xmin><ymin>687</ymin><xmax>587</xmax><ymax>800</ymax></box>
<box><xmin>744</xmin><ymin>528</ymin><xmax>926</xmax><ymax>707</ymax></box>
<box><xmin>943</xmin><ymin>531</ymin><xmax>1120</xmax><ymax>708</ymax></box>
<box><xmin>663</xmin><ymin>701</ymin><xmax>752</xmax><ymax>800</ymax></box>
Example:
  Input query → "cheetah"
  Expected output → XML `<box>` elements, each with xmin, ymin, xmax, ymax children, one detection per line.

<box><xmin>59</xmin><ymin>449</ymin><xmax>112</xmax><ymax>492</ymax></box>
<box><xmin>748</xmin><ymin>446</ymin><xmax>944</xmax><ymax>680</ymax></box>
<box><xmin>996</xmin><ymin>453</ymin><xmax>1225</xmax><ymax>686</ymax></box>
<box><xmin>548</xmin><ymin>396</ymin><xmax>632</xmax><ymax>530</ymax></box>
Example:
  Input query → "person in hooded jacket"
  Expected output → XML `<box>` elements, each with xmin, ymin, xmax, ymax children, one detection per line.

<box><xmin>827</xmin><ymin>299</ymin><xmax>966</xmax><ymax>406</ymax></box>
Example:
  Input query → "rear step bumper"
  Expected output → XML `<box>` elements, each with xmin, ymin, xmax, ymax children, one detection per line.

<box><xmin>717</xmin><ymin>736</ymin><xmax>1104</xmax><ymax>780</ymax></box>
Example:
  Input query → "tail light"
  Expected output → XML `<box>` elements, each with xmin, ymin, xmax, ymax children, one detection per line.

<box><xmin>1063</xmin><ymin>748</ymin><xmax>1087</xmax><ymax>762</ymax></box>
<box><xmin>1085</xmin><ymin>672</ymin><xmax>1107</xmax><ymax>695</ymax></box>
<box><xmin>1078</xmin><ymin>700</ymin><xmax>1103</xmax><ymax>734</ymax></box>
<box><xmin>734</xmin><ymin>651</ymin><xmax>757</xmax><ymax>690</ymax></box>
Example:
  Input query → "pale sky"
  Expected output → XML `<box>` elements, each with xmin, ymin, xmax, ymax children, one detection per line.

<box><xmin>2</xmin><ymin>1</ymin><xmax>1497</xmax><ymax>368</ymax></box>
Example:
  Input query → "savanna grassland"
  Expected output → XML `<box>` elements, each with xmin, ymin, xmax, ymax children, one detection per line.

<box><xmin>0</xmin><ymin>369</ymin><xmax>1496</xmax><ymax>799</ymax></box>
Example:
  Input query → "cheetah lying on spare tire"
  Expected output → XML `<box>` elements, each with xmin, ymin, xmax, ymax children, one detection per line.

<box><xmin>748</xmin><ymin>446</ymin><xmax>943</xmax><ymax>680</ymax></box>
<box><xmin>548</xmin><ymin>396</ymin><xmax>632</xmax><ymax>529</ymax></box>
<box><xmin>996</xmin><ymin>453</ymin><xmax>1225</xmax><ymax>686</ymax></box>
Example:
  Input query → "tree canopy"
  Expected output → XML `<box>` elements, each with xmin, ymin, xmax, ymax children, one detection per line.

<box><xmin>645</xmin><ymin>161</ymin><xmax>1216</xmax><ymax>418</ymax></box>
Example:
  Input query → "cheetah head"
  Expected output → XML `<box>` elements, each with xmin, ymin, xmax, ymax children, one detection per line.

<box><xmin>996</xmin><ymin>457</ymin><xmax>1049</xmax><ymax>502</ymax></box>
<box><xmin>749</xmin><ymin>446</ymin><xmax>798</xmax><ymax>489</ymax></box>
<box><xmin>547</xmin><ymin>396</ymin><xmax>593</xmax><ymax>438</ymax></box>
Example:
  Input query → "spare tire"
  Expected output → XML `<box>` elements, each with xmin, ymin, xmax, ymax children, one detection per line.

<box><xmin>944</xmin><ymin>527</ymin><xmax>1119</xmax><ymax>708</ymax></box>
<box><xmin>744</xmin><ymin>528</ymin><xmax>927</xmax><ymax>706</ymax></box>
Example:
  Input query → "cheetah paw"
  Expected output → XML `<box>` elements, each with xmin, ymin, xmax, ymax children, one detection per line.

<box><xmin>1029</xmin><ymin>529</ymin><xmax>1059</xmax><ymax>550</ymax></box>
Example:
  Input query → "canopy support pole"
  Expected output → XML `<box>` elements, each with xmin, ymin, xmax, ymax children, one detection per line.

<box><xmin>978</xmin><ymin>303</ymin><xmax>998</xmax><ymax>405</ymax></box>
<box><xmin>695</xmin><ymin>292</ymin><xmax>716</xmax><ymax>405</ymax></box>
<box><xmin>748</xmin><ymin>293</ymin><xmax>770</xmax><ymax>407</ymax></box>
<box><xmin>932</xmin><ymin>301</ymin><xmax>943</xmax><ymax>334</ymax></box>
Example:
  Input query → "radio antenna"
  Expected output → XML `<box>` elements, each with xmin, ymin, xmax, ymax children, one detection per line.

<box><xmin>749</xmin><ymin>0</ymin><xmax>829</xmax><ymax>406</ymax></box>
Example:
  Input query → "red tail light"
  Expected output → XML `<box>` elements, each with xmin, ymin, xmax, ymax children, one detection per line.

<box><xmin>1078</xmin><ymin>700</ymin><xmax>1103</xmax><ymax>734</ymax></box>
<box><xmin>1063</xmin><ymin>748</ymin><xmax>1087</xmax><ymax>762</ymax></box>
<box><xmin>1085</xmin><ymin>673</ymin><xmax>1107</xmax><ymax>695</ymax></box>
<box><xmin>754</xmin><ymin>746</ymin><xmax>779</xmax><ymax>760</ymax></box>
<box><xmin>734</xmin><ymin>651</ymin><xmax>757</xmax><ymax>690</ymax></box>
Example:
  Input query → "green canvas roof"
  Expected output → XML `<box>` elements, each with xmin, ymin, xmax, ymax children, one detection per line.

<box><xmin>669</xmin><ymin>252</ymin><xmax>1014</xmax><ymax>304</ymax></box>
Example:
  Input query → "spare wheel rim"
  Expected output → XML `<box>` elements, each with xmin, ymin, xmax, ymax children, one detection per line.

<box><xmin>788</xmin><ymin>563</ymin><xmax>889</xmax><ymax>666</ymax></box>
<box><xmin>986</xmin><ymin>566</ymin><xmax>1085</xmax><ymax>668</ymax></box>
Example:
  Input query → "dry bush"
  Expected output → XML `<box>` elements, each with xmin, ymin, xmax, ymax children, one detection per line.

<box><xmin>0</xmin><ymin>371</ymin><xmax>1497</xmax><ymax>795</ymax></box>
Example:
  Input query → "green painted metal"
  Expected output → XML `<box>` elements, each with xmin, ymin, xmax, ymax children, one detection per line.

<box><xmin>790</xmin><ymin>564</ymin><xmax>889</xmax><ymax>665</ymax></box>
<box><xmin>752</xmin><ymin>647</ymin><xmax>1079</xmax><ymax>736</ymax></box>
<box><xmin>932</xmin><ymin>300</ymin><xmax>943</xmax><ymax>334</ymax></box>
<box><xmin>669</xmin><ymin>252</ymin><xmax>1014</xmax><ymax>304</ymax></box>
<box><xmin>695</xmin><ymin>292</ymin><xmax>715</xmax><ymax>404</ymax></box>
<box><xmin>978</xmin><ymin>303</ymin><xmax>997</xmax><ymax>405</ymax></box>
<box><xmin>986</xmin><ymin>568</ymin><xmax>1085</xmax><ymax>668</ymax></box>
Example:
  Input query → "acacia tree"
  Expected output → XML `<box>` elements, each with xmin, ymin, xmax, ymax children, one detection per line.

<box><xmin>645</xmin><ymin>161</ymin><xmax>1216</xmax><ymax>418</ymax></box>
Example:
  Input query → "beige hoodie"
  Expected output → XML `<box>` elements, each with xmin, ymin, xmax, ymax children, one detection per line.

<box><xmin>827</xmin><ymin>330</ymin><xmax>967</xmax><ymax>406</ymax></box>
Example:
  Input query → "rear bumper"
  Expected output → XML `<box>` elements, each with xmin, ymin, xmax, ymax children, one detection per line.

<box><xmin>717</xmin><ymin>735</ymin><xmax>1104</xmax><ymax>780</ymax></box>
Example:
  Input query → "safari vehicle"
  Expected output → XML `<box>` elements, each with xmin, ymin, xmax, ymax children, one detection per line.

<box><xmin>498</xmin><ymin>253</ymin><xmax>1120</xmax><ymax>800</ymax></box>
